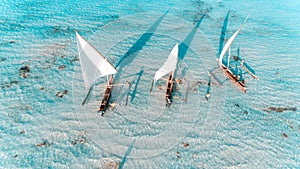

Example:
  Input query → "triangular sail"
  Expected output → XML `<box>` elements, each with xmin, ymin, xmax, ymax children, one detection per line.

<box><xmin>154</xmin><ymin>43</ymin><xmax>178</xmax><ymax>82</ymax></box>
<box><xmin>219</xmin><ymin>27</ymin><xmax>242</xmax><ymax>68</ymax></box>
<box><xmin>76</xmin><ymin>32</ymin><xmax>117</xmax><ymax>89</ymax></box>
<box><xmin>219</xmin><ymin>15</ymin><xmax>249</xmax><ymax>68</ymax></box>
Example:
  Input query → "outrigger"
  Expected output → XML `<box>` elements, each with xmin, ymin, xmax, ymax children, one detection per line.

<box><xmin>150</xmin><ymin>43</ymin><xmax>178</xmax><ymax>107</ymax></box>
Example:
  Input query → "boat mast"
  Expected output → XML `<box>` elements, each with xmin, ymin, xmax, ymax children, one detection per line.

<box><xmin>219</xmin><ymin>15</ymin><xmax>249</xmax><ymax>68</ymax></box>
<box><xmin>227</xmin><ymin>46</ymin><xmax>231</xmax><ymax>69</ymax></box>
<box><xmin>106</xmin><ymin>75</ymin><xmax>109</xmax><ymax>86</ymax></box>
<box><xmin>149</xmin><ymin>79</ymin><xmax>154</xmax><ymax>94</ymax></box>
<box><xmin>82</xmin><ymin>86</ymin><xmax>93</xmax><ymax>105</ymax></box>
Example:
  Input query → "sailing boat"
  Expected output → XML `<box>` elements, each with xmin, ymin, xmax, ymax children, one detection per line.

<box><xmin>150</xmin><ymin>43</ymin><xmax>178</xmax><ymax>107</ymax></box>
<box><xmin>75</xmin><ymin>31</ymin><xmax>117</xmax><ymax>112</ymax></box>
<box><xmin>218</xmin><ymin>15</ymin><xmax>258</xmax><ymax>92</ymax></box>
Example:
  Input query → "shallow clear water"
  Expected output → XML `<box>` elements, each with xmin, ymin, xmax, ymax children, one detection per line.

<box><xmin>0</xmin><ymin>0</ymin><xmax>299</xmax><ymax>168</ymax></box>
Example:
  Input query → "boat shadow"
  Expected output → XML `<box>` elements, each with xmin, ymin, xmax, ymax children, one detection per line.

<box><xmin>112</xmin><ymin>11</ymin><xmax>168</xmax><ymax>103</ymax></box>
<box><xmin>129</xmin><ymin>67</ymin><xmax>144</xmax><ymax>102</ymax></box>
<box><xmin>118</xmin><ymin>139</ymin><xmax>136</xmax><ymax>169</ymax></box>
<box><xmin>174</xmin><ymin>14</ymin><xmax>206</xmax><ymax>81</ymax></box>
<box><xmin>207</xmin><ymin>11</ymin><xmax>230</xmax><ymax>89</ymax></box>
<box><xmin>178</xmin><ymin>14</ymin><xmax>206</xmax><ymax>61</ymax></box>
<box><xmin>175</xmin><ymin>13</ymin><xmax>206</xmax><ymax>80</ymax></box>
<box><xmin>115</xmin><ymin>10</ymin><xmax>169</xmax><ymax>71</ymax></box>
<box><xmin>117</xmin><ymin>66</ymin><xmax>144</xmax><ymax>105</ymax></box>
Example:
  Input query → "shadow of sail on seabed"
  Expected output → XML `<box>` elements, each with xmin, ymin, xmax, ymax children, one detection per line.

<box><xmin>115</xmin><ymin>10</ymin><xmax>169</xmax><ymax>71</ymax></box>
<box><xmin>173</xmin><ymin>14</ymin><xmax>205</xmax><ymax>81</ymax></box>
<box><xmin>118</xmin><ymin>139</ymin><xmax>136</xmax><ymax>169</ymax></box>
<box><xmin>218</xmin><ymin>10</ymin><xmax>230</xmax><ymax>58</ymax></box>
<box><xmin>112</xmin><ymin>11</ymin><xmax>168</xmax><ymax>102</ymax></box>
<box><xmin>178</xmin><ymin>14</ymin><xmax>205</xmax><ymax>61</ymax></box>
<box><xmin>130</xmin><ymin>67</ymin><xmax>144</xmax><ymax>102</ymax></box>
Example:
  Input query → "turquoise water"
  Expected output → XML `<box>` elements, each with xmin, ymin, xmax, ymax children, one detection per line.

<box><xmin>0</xmin><ymin>0</ymin><xmax>299</xmax><ymax>168</ymax></box>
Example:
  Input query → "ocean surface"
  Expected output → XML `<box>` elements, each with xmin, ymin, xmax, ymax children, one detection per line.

<box><xmin>0</xmin><ymin>0</ymin><xmax>299</xmax><ymax>168</ymax></box>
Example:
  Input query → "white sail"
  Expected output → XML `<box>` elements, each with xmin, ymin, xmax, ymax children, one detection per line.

<box><xmin>219</xmin><ymin>15</ymin><xmax>249</xmax><ymax>68</ymax></box>
<box><xmin>154</xmin><ymin>43</ymin><xmax>178</xmax><ymax>82</ymax></box>
<box><xmin>219</xmin><ymin>27</ymin><xmax>242</xmax><ymax>68</ymax></box>
<box><xmin>76</xmin><ymin>32</ymin><xmax>117</xmax><ymax>89</ymax></box>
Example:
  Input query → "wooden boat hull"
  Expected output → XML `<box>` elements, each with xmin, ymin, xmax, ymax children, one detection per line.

<box><xmin>221</xmin><ymin>65</ymin><xmax>246</xmax><ymax>92</ymax></box>
<box><xmin>99</xmin><ymin>76</ymin><xmax>114</xmax><ymax>112</ymax></box>
<box><xmin>165</xmin><ymin>72</ymin><xmax>174</xmax><ymax>107</ymax></box>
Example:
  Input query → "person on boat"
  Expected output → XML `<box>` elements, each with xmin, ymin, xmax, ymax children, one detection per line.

<box><xmin>233</xmin><ymin>55</ymin><xmax>239</xmax><ymax>61</ymax></box>
<box><xmin>205</xmin><ymin>78</ymin><xmax>211</xmax><ymax>101</ymax></box>
<box><xmin>109</xmin><ymin>102</ymin><xmax>116</xmax><ymax>110</ymax></box>
<box><xmin>240</xmin><ymin>59</ymin><xmax>244</xmax><ymax>65</ymax></box>
<box><xmin>205</xmin><ymin>93</ymin><xmax>211</xmax><ymax>100</ymax></box>
<box><xmin>176</xmin><ymin>79</ymin><xmax>182</xmax><ymax>84</ymax></box>
<box><xmin>125</xmin><ymin>80</ymin><xmax>131</xmax><ymax>85</ymax></box>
